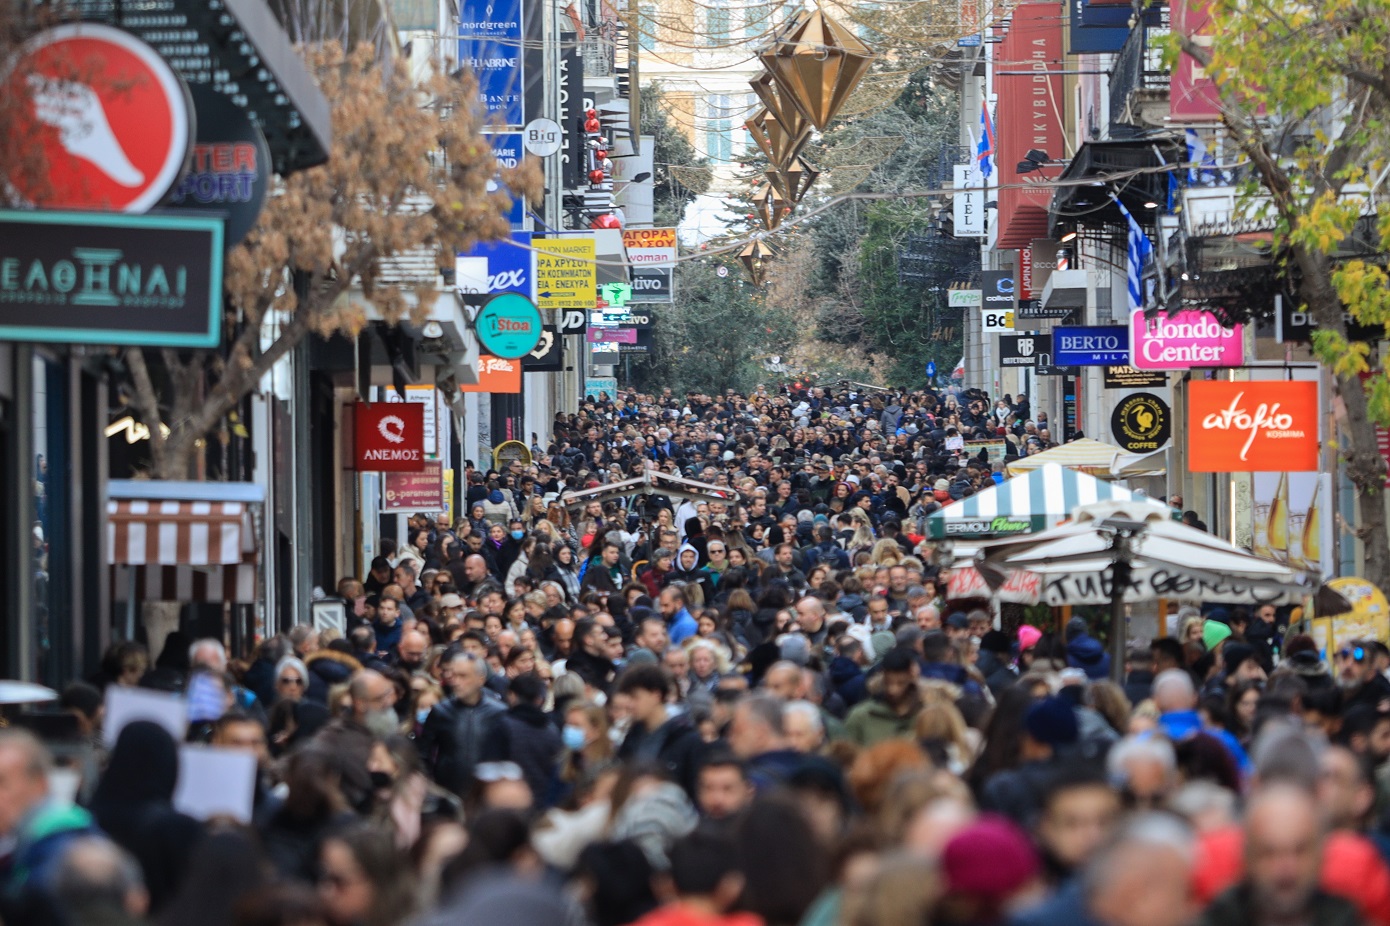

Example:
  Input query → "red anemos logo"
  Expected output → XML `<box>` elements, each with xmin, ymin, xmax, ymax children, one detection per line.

<box><xmin>355</xmin><ymin>403</ymin><xmax>426</xmax><ymax>472</ymax></box>
<box><xmin>3</xmin><ymin>24</ymin><xmax>192</xmax><ymax>212</ymax></box>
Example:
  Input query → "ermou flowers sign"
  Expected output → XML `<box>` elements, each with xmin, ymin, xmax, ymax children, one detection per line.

<box><xmin>1187</xmin><ymin>380</ymin><xmax>1319</xmax><ymax>472</ymax></box>
<box><xmin>1130</xmin><ymin>309</ymin><xmax>1243</xmax><ymax>370</ymax></box>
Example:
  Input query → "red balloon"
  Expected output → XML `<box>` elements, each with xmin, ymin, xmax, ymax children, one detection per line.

<box><xmin>589</xmin><ymin>169</ymin><xmax>606</xmax><ymax>184</ymax></box>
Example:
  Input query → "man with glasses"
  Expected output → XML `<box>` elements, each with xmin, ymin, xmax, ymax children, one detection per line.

<box><xmin>1337</xmin><ymin>641</ymin><xmax>1390</xmax><ymax>711</ymax></box>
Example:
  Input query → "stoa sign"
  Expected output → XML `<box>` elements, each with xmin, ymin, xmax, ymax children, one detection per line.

<box><xmin>1129</xmin><ymin>309</ymin><xmax>1243</xmax><ymax>370</ymax></box>
<box><xmin>474</xmin><ymin>292</ymin><xmax>542</xmax><ymax>358</ymax></box>
<box><xmin>1187</xmin><ymin>380</ymin><xmax>1319</xmax><ymax>472</ymax></box>
<box><xmin>355</xmin><ymin>402</ymin><xmax>426</xmax><ymax>472</ymax></box>
<box><xmin>2</xmin><ymin>24</ymin><xmax>193</xmax><ymax>213</ymax></box>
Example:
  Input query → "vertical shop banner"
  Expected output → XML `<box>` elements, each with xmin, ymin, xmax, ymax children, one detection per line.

<box><xmin>486</xmin><ymin>132</ymin><xmax>526</xmax><ymax>227</ymax></box>
<box><xmin>1186</xmin><ymin>380</ymin><xmax>1319</xmax><ymax>472</ymax></box>
<box><xmin>459</xmin><ymin>0</ymin><xmax>524</xmax><ymax>126</ymax></box>
<box><xmin>1170</xmin><ymin>0</ymin><xmax>1220</xmax><ymax>120</ymax></box>
<box><xmin>995</xmin><ymin>3</ymin><xmax>1064</xmax><ymax>249</ymax></box>
<box><xmin>952</xmin><ymin>165</ymin><xmax>985</xmax><ymax>237</ymax></box>
<box><xmin>560</xmin><ymin>43</ymin><xmax>584</xmax><ymax>189</ymax></box>
<box><xmin>354</xmin><ymin>403</ymin><xmax>426</xmax><ymax>472</ymax></box>
<box><xmin>622</xmin><ymin>227</ymin><xmax>677</xmax><ymax>303</ymax></box>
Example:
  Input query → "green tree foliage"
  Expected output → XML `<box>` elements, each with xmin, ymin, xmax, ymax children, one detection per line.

<box><xmin>1173</xmin><ymin>0</ymin><xmax>1390</xmax><ymax>581</ymax></box>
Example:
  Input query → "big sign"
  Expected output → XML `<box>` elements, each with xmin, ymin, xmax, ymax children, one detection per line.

<box><xmin>355</xmin><ymin>402</ymin><xmax>426</xmax><ymax>472</ymax></box>
<box><xmin>1187</xmin><ymin>380</ymin><xmax>1319</xmax><ymax>472</ymax></box>
<box><xmin>3</xmin><ymin>24</ymin><xmax>193</xmax><ymax>213</ymax></box>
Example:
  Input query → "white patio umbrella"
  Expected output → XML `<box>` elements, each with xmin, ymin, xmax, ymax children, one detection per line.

<box><xmin>975</xmin><ymin>499</ymin><xmax>1311</xmax><ymax>681</ymax></box>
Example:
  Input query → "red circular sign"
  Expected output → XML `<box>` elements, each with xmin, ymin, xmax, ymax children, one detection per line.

<box><xmin>2</xmin><ymin>24</ymin><xmax>191</xmax><ymax>212</ymax></box>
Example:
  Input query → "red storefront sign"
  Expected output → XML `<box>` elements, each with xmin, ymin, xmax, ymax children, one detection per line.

<box><xmin>1170</xmin><ymin>0</ymin><xmax>1221</xmax><ymax>120</ymax></box>
<box><xmin>1187</xmin><ymin>380</ymin><xmax>1319</xmax><ymax>472</ymax></box>
<box><xmin>383</xmin><ymin>461</ymin><xmax>444</xmax><ymax>511</ymax></box>
<box><xmin>354</xmin><ymin>402</ymin><xmax>426</xmax><ymax>472</ymax></box>
<box><xmin>458</xmin><ymin>355</ymin><xmax>523</xmax><ymax>394</ymax></box>
<box><xmin>995</xmin><ymin>2</ymin><xmax>1065</xmax><ymax>250</ymax></box>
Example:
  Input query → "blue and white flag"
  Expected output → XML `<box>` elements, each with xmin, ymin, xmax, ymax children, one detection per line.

<box><xmin>1115</xmin><ymin>198</ymin><xmax>1153</xmax><ymax>313</ymax></box>
<box><xmin>977</xmin><ymin>101</ymin><xmax>995</xmax><ymax>179</ymax></box>
<box><xmin>1185</xmin><ymin>129</ymin><xmax>1218</xmax><ymax>184</ymax></box>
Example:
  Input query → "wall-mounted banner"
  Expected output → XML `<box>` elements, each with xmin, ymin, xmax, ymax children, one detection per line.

<box><xmin>522</xmin><ymin>324</ymin><xmax>563</xmax><ymax>371</ymax></box>
<box><xmin>485</xmin><ymin>132</ymin><xmax>527</xmax><ymax>228</ymax></box>
<box><xmin>535</xmin><ymin>235</ymin><xmax>596</xmax><ymax>310</ymax></box>
<box><xmin>1110</xmin><ymin>391</ymin><xmax>1171</xmax><ymax>453</ymax></box>
<box><xmin>0</xmin><ymin>209</ymin><xmax>223</xmax><ymax>347</ymax></box>
<box><xmin>1187</xmin><ymin>380</ymin><xmax>1319</xmax><ymax>472</ymax></box>
<box><xmin>171</xmin><ymin>85</ymin><xmax>271</xmax><ymax>246</ymax></box>
<box><xmin>457</xmin><ymin>231</ymin><xmax>535</xmax><ymax>299</ymax></box>
<box><xmin>1053</xmin><ymin>325</ymin><xmax>1129</xmax><ymax>366</ymax></box>
<box><xmin>1104</xmin><ymin>365</ymin><xmax>1168</xmax><ymax>389</ymax></box>
<box><xmin>459</xmin><ymin>355</ymin><xmax>522</xmax><ymax>393</ymax></box>
<box><xmin>383</xmin><ymin>461</ymin><xmax>444</xmax><ymax>511</ymax></box>
<box><xmin>586</xmin><ymin>326</ymin><xmax>637</xmax><ymax>344</ymax></box>
<box><xmin>999</xmin><ymin>333</ymin><xmax>1047</xmax><ymax>366</ymax></box>
<box><xmin>952</xmin><ymin>165</ymin><xmax>985</xmax><ymax>237</ymax></box>
<box><xmin>355</xmin><ymin>402</ymin><xmax>426</xmax><ymax>472</ymax></box>
<box><xmin>1130</xmin><ymin>309</ymin><xmax>1243</xmax><ymax>370</ymax></box>
<box><xmin>458</xmin><ymin>0</ymin><xmax>524</xmax><ymax>125</ymax></box>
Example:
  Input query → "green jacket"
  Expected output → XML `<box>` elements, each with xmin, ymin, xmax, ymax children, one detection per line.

<box><xmin>843</xmin><ymin>697</ymin><xmax>918</xmax><ymax>747</ymax></box>
<box><xmin>1199</xmin><ymin>885</ymin><xmax>1360</xmax><ymax>926</ymax></box>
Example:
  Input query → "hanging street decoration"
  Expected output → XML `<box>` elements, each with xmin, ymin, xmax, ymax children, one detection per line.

<box><xmin>752</xmin><ymin>183</ymin><xmax>789</xmax><ymax>230</ymax></box>
<box><xmin>739</xmin><ymin>240</ymin><xmax>776</xmax><ymax>286</ymax></box>
<box><xmin>758</xmin><ymin>11</ymin><xmax>875</xmax><ymax>132</ymax></box>
<box><xmin>767</xmin><ymin>155</ymin><xmax>820</xmax><ymax>203</ymax></box>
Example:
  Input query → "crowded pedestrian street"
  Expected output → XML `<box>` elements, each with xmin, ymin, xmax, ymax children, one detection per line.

<box><xmin>2</xmin><ymin>383</ymin><xmax>1389</xmax><ymax>926</ymax></box>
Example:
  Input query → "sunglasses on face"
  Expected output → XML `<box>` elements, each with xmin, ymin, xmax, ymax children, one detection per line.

<box><xmin>1339</xmin><ymin>647</ymin><xmax>1368</xmax><ymax>662</ymax></box>
<box><xmin>279</xmin><ymin>676</ymin><xmax>305</xmax><ymax>686</ymax></box>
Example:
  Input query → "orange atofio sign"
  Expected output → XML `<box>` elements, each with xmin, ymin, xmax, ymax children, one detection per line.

<box><xmin>1187</xmin><ymin>380</ymin><xmax>1319</xmax><ymax>471</ymax></box>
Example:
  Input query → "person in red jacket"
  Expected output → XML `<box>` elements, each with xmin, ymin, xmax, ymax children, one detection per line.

<box><xmin>632</xmin><ymin>828</ymin><xmax>763</xmax><ymax>926</ymax></box>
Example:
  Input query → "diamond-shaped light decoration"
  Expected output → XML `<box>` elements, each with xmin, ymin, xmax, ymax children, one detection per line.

<box><xmin>758</xmin><ymin>10</ymin><xmax>874</xmax><ymax>131</ymax></box>
<box><xmin>738</xmin><ymin>240</ymin><xmax>776</xmax><ymax>286</ymax></box>
<box><xmin>752</xmin><ymin>183</ymin><xmax>789</xmax><ymax>230</ymax></box>
<box><xmin>767</xmin><ymin>155</ymin><xmax>820</xmax><ymax>203</ymax></box>
<box><xmin>744</xmin><ymin>107</ymin><xmax>812</xmax><ymax>170</ymax></box>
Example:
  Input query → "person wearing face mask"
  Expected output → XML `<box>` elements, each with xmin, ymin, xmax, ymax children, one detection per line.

<box><xmin>312</xmin><ymin>669</ymin><xmax>402</xmax><ymax>813</ymax></box>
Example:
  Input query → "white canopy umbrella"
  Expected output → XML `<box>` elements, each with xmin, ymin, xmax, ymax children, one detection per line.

<box><xmin>975</xmin><ymin>499</ymin><xmax>1311</xmax><ymax>681</ymax></box>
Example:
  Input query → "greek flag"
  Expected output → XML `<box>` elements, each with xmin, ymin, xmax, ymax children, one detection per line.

<box><xmin>977</xmin><ymin>101</ymin><xmax>995</xmax><ymax>179</ymax></box>
<box><xmin>1116</xmin><ymin>198</ymin><xmax>1152</xmax><ymax>313</ymax></box>
<box><xmin>1185</xmin><ymin>129</ymin><xmax>1218</xmax><ymax>184</ymax></box>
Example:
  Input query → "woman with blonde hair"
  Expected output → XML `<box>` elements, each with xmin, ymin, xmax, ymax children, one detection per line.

<box><xmin>914</xmin><ymin>700</ymin><xmax>975</xmax><ymax>775</ymax></box>
<box><xmin>870</xmin><ymin>539</ymin><xmax>904</xmax><ymax>566</ymax></box>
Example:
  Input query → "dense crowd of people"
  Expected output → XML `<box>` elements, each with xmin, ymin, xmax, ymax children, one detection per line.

<box><xmin>1</xmin><ymin>383</ymin><xmax>1386</xmax><ymax>926</ymax></box>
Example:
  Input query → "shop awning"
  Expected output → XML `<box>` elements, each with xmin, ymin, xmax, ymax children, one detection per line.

<box><xmin>1047</xmin><ymin>135</ymin><xmax>1184</xmax><ymax>238</ymax></box>
<box><xmin>106</xmin><ymin>481</ymin><xmax>263</xmax><ymax>604</ymax></box>
<box><xmin>926</xmin><ymin>463</ymin><xmax>1166</xmax><ymax>538</ymax></box>
<box><xmin>1005</xmin><ymin>438</ymin><xmax>1131</xmax><ymax>478</ymax></box>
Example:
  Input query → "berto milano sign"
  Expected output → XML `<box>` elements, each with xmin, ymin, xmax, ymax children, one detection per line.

<box><xmin>355</xmin><ymin>402</ymin><xmax>426</xmax><ymax>472</ymax></box>
<box><xmin>1130</xmin><ymin>309</ymin><xmax>1243</xmax><ymax>370</ymax></box>
<box><xmin>1187</xmin><ymin>380</ymin><xmax>1319</xmax><ymax>472</ymax></box>
<box><xmin>1053</xmin><ymin>325</ymin><xmax>1129</xmax><ymax>366</ymax></box>
<box><xmin>0</xmin><ymin>209</ymin><xmax>223</xmax><ymax>347</ymax></box>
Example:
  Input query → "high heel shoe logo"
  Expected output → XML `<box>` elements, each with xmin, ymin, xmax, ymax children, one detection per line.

<box><xmin>3</xmin><ymin>24</ymin><xmax>191</xmax><ymax>213</ymax></box>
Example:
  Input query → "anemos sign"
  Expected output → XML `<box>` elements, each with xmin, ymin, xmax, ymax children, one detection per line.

<box><xmin>1187</xmin><ymin>380</ymin><xmax>1319</xmax><ymax>472</ymax></box>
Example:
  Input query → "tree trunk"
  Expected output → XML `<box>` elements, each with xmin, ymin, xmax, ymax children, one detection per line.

<box><xmin>1297</xmin><ymin>249</ymin><xmax>1390</xmax><ymax>586</ymax></box>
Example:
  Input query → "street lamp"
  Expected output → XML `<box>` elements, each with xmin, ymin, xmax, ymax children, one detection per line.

<box><xmin>1097</xmin><ymin>515</ymin><xmax>1146</xmax><ymax>684</ymax></box>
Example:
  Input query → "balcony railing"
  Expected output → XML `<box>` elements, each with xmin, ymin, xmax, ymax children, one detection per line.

<box><xmin>1109</xmin><ymin>11</ymin><xmax>1170</xmax><ymax>127</ymax></box>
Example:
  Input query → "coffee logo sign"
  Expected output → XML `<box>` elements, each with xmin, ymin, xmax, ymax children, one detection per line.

<box><xmin>1111</xmin><ymin>392</ymin><xmax>1171</xmax><ymax>453</ymax></box>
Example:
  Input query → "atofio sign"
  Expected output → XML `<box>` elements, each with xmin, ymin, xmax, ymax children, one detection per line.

<box><xmin>355</xmin><ymin>402</ymin><xmax>426</xmax><ymax>472</ymax></box>
<box><xmin>1187</xmin><ymin>380</ymin><xmax>1319</xmax><ymax>472</ymax></box>
<box><xmin>474</xmin><ymin>291</ymin><xmax>541</xmax><ymax>358</ymax></box>
<box><xmin>1130</xmin><ymin>309</ymin><xmax>1243</xmax><ymax>370</ymax></box>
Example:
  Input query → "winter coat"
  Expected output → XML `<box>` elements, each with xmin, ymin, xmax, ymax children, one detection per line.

<box><xmin>482</xmin><ymin>703</ymin><xmax>563</xmax><ymax>808</ymax></box>
<box><xmin>304</xmin><ymin>650</ymin><xmax>361</xmax><ymax>706</ymax></box>
<box><xmin>828</xmin><ymin>656</ymin><xmax>868</xmax><ymax>708</ymax></box>
<box><xmin>618</xmin><ymin>711</ymin><xmax>706</xmax><ymax>797</ymax></box>
<box><xmin>1065</xmin><ymin>631</ymin><xmax>1112</xmax><ymax>680</ymax></box>
<box><xmin>481</xmin><ymin>489</ymin><xmax>517</xmax><ymax>525</ymax></box>
<box><xmin>844</xmin><ymin>696</ymin><xmax>919</xmax><ymax>747</ymax></box>
<box><xmin>418</xmin><ymin>693</ymin><xmax>507</xmax><ymax>796</ymax></box>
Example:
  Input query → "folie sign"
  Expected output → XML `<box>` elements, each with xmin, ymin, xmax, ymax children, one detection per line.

<box><xmin>1130</xmin><ymin>309</ymin><xmax>1243</xmax><ymax>370</ymax></box>
<box><xmin>1187</xmin><ymin>380</ymin><xmax>1319</xmax><ymax>472</ymax></box>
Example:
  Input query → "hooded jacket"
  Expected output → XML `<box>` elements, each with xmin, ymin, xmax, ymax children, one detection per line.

<box><xmin>1065</xmin><ymin>631</ymin><xmax>1112</xmax><ymax>680</ymax></box>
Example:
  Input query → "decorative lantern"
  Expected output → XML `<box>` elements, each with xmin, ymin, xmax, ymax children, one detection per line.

<box><xmin>767</xmin><ymin>155</ymin><xmax>820</xmax><ymax>203</ymax></box>
<box><xmin>752</xmin><ymin>184</ymin><xmax>789</xmax><ymax>230</ymax></box>
<box><xmin>745</xmin><ymin>107</ymin><xmax>813</xmax><ymax>170</ymax></box>
<box><xmin>757</xmin><ymin>11</ymin><xmax>874</xmax><ymax>131</ymax></box>
<box><xmin>738</xmin><ymin>240</ymin><xmax>776</xmax><ymax>286</ymax></box>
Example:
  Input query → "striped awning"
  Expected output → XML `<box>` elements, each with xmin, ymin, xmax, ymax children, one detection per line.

<box><xmin>107</xmin><ymin>500</ymin><xmax>249</xmax><ymax>566</ymax></box>
<box><xmin>111</xmin><ymin>564</ymin><xmax>258</xmax><ymax>603</ymax></box>
<box><xmin>926</xmin><ymin>463</ymin><xmax>1168</xmax><ymax>538</ymax></box>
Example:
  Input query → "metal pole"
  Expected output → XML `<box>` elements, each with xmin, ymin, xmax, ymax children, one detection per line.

<box><xmin>1109</xmin><ymin>531</ymin><xmax>1132</xmax><ymax>684</ymax></box>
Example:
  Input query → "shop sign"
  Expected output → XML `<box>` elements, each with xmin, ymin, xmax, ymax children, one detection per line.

<box><xmin>457</xmin><ymin>231</ymin><xmax>534</xmax><ymax>299</ymax></box>
<box><xmin>355</xmin><ymin>402</ymin><xmax>426</xmax><ymax>472</ymax></box>
<box><xmin>585</xmin><ymin>377</ymin><xmax>617</xmax><ymax>399</ymax></box>
<box><xmin>535</xmin><ymin>235</ymin><xmax>596</xmax><ymax>310</ymax></box>
<box><xmin>474</xmin><ymin>292</ymin><xmax>542</xmax><ymax>358</ymax></box>
<box><xmin>383</xmin><ymin>461</ymin><xmax>444</xmax><ymax>511</ymax></box>
<box><xmin>1104</xmin><ymin>365</ymin><xmax>1167</xmax><ymax>389</ymax></box>
<box><xmin>1187</xmin><ymin>380</ymin><xmax>1319</xmax><ymax>472</ymax></box>
<box><xmin>942</xmin><ymin>516</ymin><xmax>1034</xmax><ymax>536</ymax></box>
<box><xmin>948</xmin><ymin>289</ymin><xmax>981</xmax><ymax>308</ymax></box>
<box><xmin>170</xmin><ymin>86</ymin><xmax>271</xmax><ymax>246</ymax></box>
<box><xmin>522</xmin><ymin>324</ymin><xmax>563</xmax><ymax>371</ymax></box>
<box><xmin>999</xmin><ymin>333</ymin><xmax>1043</xmax><ymax>366</ymax></box>
<box><xmin>587</xmin><ymin>326</ymin><xmax>637</xmax><ymax>344</ymax></box>
<box><xmin>953</xmin><ymin>165</ymin><xmax>985</xmax><ymax>237</ymax></box>
<box><xmin>981</xmin><ymin>271</ymin><xmax>1016</xmax><ymax>330</ymax></box>
<box><xmin>492</xmin><ymin>440</ymin><xmax>532</xmax><ymax>469</ymax></box>
<box><xmin>458</xmin><ymin>0</ymin><xmax>524</xmax><ymax>125</ymax></box>
<box><xmin>2</xmin><ymin>24</ymin><xmax>193</xmax><ymax>213</ymax></box>
<box><xmin>0</xmin><ymin>209</ymin><xmax>223</xmax><ymax>347</ymax></box>
<box><xmin>459</xmin><ymin>355</ymin><xmax>522</xmax><ymax>393</ymax></box>
<box><xmin>1053</xmin><ymin>325</ymin><xmax>1129</xmax><ymax>365</ymax></box>
<box><xmin>1130</xmin><ymin>309</ymin><xmax>1243</xmax><ymax>370</ymax></box>
<box><xmin>485</xmin><ymin>131</ymin><xmax>526</xmax><ymax>227</ymax></box>
<box><xmin>1110</xmin><ymin>391</ymin><xmax>1171</xmax><ymax>452</ymax></box>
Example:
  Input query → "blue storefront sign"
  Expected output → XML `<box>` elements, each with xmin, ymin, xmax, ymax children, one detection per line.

<box><xmin>486</xmin><ymin>132</ymin><xmax>526</xmax><ymax>228</ymax></box>
<box><xmin>459</xmin><ymin>0</ymin><xmax>524</xmax><ymax>125</ymax></box>
<box><xmin>1053</xmin><ymin>325</ymin><xmax>1130</xmax><ymax>366</ymax></box>
<box><xmin>458</xmin><ymin>231</ymin><xmax>534</xmax><ymax>299</ymax></box>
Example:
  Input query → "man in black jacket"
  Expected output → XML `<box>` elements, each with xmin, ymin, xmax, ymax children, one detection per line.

<box><xmin>482</xmin><ymin>672</ymin><xmax>561</xmax><ymax>807</ymax></box>
<box><xmin>417</xmin><ymin>652</ymin><xmax>505</xmax><ymax>796</ymax></box>
<box><xmin>616</xmin><ymin>664</ymin><xmax>705</xmax><ymax>797</ymax></box>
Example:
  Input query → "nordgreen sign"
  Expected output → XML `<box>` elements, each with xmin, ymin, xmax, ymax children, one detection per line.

<box><xmin>475</xmin><ymin>292</ymin><xmax>542</xmax><ymax>358</ymax></box>
<box><xmin>0</xmin><ymin>209</ymin><xmax>224</xmax><ymax>347</ymax></box>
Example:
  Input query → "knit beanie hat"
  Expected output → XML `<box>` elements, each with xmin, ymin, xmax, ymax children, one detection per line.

<box><xmin>942</xmin><ymin>816</ymin><xmax>1040</xmax><ymax>900</ymax></box>
<box><xmin>1018</xmin><ymin>625</ymin><xmax>1043</xmax><ymax>651</ymax></box>
<box><xmin>1202</xmin><ymin>619</ymin><xmax>1232</xmax><ymax>651</ymax></box>
<box><xmin>1024</xmin><ymin>696</ymin><xmax>1079</xmax><ymax>746</ymax></box>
